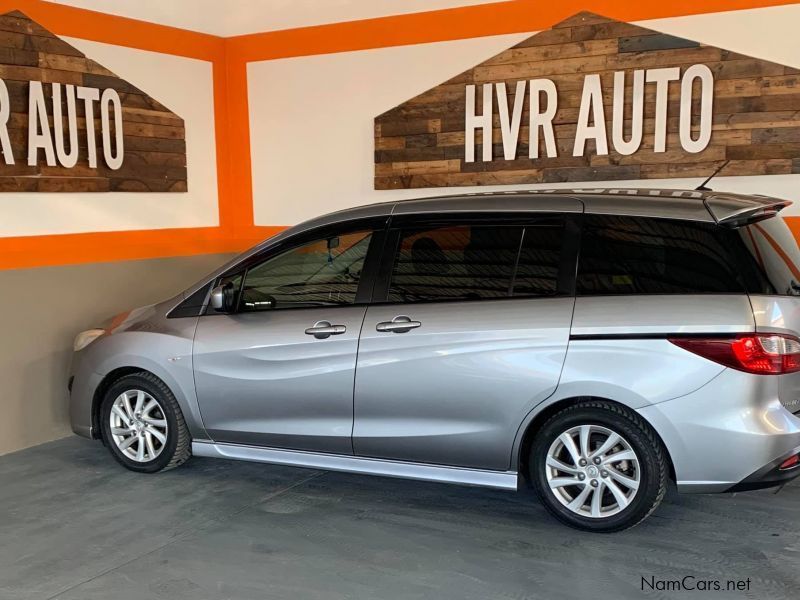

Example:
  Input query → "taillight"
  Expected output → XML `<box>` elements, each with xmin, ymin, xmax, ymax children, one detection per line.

<box><xmin>669</xmin><ymin>334</ymin><xmax>800</xmax><ymax>375</ymax></box>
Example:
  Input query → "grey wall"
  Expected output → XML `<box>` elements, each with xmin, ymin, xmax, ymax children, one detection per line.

<box><xmin>0</xmin><ymin>253</ymin><xmax>235</xmax><ymax>456</ymax></box>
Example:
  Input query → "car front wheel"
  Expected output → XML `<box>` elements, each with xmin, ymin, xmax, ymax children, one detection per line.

<box><xmin>99</xmin><ymin>372</ymin><xmax>191</xmax><ymax>473</ymax></box>
<box><xmin>530</xmin><ymin>401</ymin><xmax>668</xmax><ymax>532</ymax></box>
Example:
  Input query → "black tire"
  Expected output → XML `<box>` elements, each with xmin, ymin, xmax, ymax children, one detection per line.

<box><xmin>530</xmin><ymin>401</ymin><xmax>668</xmax><ymax>532</ymax></box>
<box><xmin>99</xmin><ymin>372</ymin><xmax>191</xmax><ymax>473</ymax></box>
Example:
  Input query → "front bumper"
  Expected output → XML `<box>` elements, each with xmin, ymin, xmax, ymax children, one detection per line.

<box><xmin>638</xmin><ymin>368</ymin><xmax>800</xmax><ymax>494</ymax></box>
<box><xmin>68</xmin><ymin>352</ymin><xmax>103</xmax><ymax>440</ymax></box>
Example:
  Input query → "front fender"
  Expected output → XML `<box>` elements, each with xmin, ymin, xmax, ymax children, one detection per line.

<box><xmin>77</xmin><ymin>327</ymin><xmax>210</xmax><ymax>442</ymax></box>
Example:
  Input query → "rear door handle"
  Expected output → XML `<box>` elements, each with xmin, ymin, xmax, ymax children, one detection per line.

<box><xmin>376</xmin><ymin>315</ymin><xmax>421</xmax><ymax>333</ymax></box>
<box><xmin>305</xmin><ymin>321</ymin><xmax>346</xmax><ymax>339</ymax></box>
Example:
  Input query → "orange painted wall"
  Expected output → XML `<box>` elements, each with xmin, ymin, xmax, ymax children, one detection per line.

<box><xmin>0</xmin><ymin>0</ymin><xmax>798</xmax><ymax>271</ymax></box>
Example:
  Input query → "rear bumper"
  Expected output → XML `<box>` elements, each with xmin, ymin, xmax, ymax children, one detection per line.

<box><xmin>726</xmin><ymin>445</ymin><xmax>800</xmax><ymax>492</ymax></box>
<box><xmin>638</xmin><ymin>368</ymin><xmax>800</xmax><ymax>494</ymax></box>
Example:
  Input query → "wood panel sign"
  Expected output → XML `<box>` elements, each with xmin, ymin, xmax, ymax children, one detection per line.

<box><xmin>374</xmin><ymin>11</ymin><xmax>800</xmax><ymax>190</ymax></box>
<box><xmin>0</xmin><ymin>10</ymin><xmax>186</xmax><ymax>192</ymax></box>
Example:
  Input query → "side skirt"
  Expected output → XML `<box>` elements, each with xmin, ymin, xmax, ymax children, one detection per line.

<box><xmin>192</xmin><ymin>441</ymin><xmax>519</xmax><ymax>490</ymax></box>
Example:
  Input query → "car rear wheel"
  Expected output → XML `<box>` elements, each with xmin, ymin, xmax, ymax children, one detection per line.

<box><xmin>530</xmin><ymin>401</ymin><xmax>667</xmax><ymax>532</ymax></box>
<box><xmin>99</xmin><ymin>372</ymin><xmax>191</xmax><ymax>473</ymax></box>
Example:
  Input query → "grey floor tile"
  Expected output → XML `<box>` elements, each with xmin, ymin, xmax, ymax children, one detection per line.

<box><xmin>1</xmin><ymin>437</ymin><xmax>798</xmax><ymax>600</ymax></box>
<box><xmin>0</xmin><ymin>437</ymin><xmax>319</xmax><ymax>600</ymax></box>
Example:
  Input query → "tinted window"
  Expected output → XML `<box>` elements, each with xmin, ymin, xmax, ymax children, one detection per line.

<box><xmin>512</xmin><ymin>221</ymin><xmax>565</xmax><ymax>297</ymax></box>
<box><xmin>577</xmin><ymin>215</ymin><xmax>754</xmax><ymax>295</ymax></box>
<box><xmin>388</xmin><ymin>225</ymin><xmax>522</xmax><ymax>303</ymax></box>
<box><xmin>169</xmin><ymin>282</ymin><xmax>213</xmax><ymax>318</ymax></box>
<box><xmin>740</xmin><ymin>217</ymin><xmax>800</xmax><ymax>296</ymax></box>
<box><xmin>239</xmin><ymin>230</ymin><xmax>372</xmax><ymax>310</ymax></box>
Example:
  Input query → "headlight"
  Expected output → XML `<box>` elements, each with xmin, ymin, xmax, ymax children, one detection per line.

<box><xmin>73</xmin><ymin>329</ymin><xmax>105</xmax><ymax>352</ymax></box>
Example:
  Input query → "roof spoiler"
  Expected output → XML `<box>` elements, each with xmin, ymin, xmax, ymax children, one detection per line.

<box><xmin>704</xmin><ymin>194</ymin><xmax>792</xmax><ymax>228</ymax></box>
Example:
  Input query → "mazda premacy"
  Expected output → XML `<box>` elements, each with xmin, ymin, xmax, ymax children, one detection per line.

<box><xmin>69</xmin><ymin>189</ymin><xmax>800</xmax><ymax>531</ymax></box>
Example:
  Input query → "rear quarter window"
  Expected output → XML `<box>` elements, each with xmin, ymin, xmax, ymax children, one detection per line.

<box><xmin>577</xmin><ymin>215</ymin><xmax>764</xmax><ymax>295</ymax></box>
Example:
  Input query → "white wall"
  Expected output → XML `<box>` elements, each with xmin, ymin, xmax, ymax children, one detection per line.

<box><xmin>0</xmin><ymin>39</ymin><xmax>219</xmax><ymax>238</ymax></box>
<box><xmin>50</xmin><ymin>0</ymin><xmax>508</xmax><ymax>36</ymax></box>
<box><xmin>248</xmin><ymin>33</ymin><xmax>529</xmax><ymax>226</ymax></box>
<box><xmin>248</xmin><ymin>4</ymin><xmax>800</xmax><ymax>227</ymax></box>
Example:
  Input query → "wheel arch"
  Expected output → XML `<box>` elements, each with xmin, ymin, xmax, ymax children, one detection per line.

<box><xmin>514</xmin><ymin>396</ymin><xmax>677</xmax><ymax>487</ymax></box>
<box><xmin>90</xmin><ymin>361</ymin><xmax>207</xmax><ymax>442</ymax></box>
<box><xmin>91</xmin><ymin>367</ymin><xmax>158</xmax><ymax>439</ymax></box>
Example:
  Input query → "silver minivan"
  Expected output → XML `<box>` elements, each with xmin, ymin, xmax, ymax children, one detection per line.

<box><xmin>69</xmin><ymin>189</ymin><xmax>800</xmax><ymax>531</ymax></box>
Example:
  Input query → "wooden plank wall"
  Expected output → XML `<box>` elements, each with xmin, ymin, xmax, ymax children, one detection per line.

<box><xmin>0</xmin><ymin>10</ymin><xmax>186</xmax><ymax>192</ymax></box>
<box><xmin>374</xmin><ymin>11</ymin><xmax>800</xmax><ymax>190</ymax></box>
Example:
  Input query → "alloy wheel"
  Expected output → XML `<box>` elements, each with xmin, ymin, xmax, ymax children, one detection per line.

<box><xmin>108</xmin><ymin>389</ymin><xmax>169</xmax><ymax>463</ymax></box>
<box><xmin>545</xmin><ymin>424</ymin><xmax>640</xmax><ymax>518</ymax></box>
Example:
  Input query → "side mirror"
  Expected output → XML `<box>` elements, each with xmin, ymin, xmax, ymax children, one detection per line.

<box><xmin>209</xmin><ymin>284</ymin><xmax>229</xmax><ymax>312</ymax></box>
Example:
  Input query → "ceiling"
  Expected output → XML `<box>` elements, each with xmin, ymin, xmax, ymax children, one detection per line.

<box><xmin>50</xmin><ymin>0</ymin><xmax>508</xmax><ymax>37</ymax></box>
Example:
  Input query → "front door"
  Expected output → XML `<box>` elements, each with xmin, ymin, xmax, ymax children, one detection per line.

<box><xmin>353</xmin><ymin>216</ymin><xmax>577</xmax><ymax>470</ymax></box>
<box><xmin>193</xmin><ymin>225</ymin><xmax>381</xmax><ymax>454</ymax></box>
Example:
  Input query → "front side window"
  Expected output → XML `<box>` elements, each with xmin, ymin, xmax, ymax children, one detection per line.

<box><xmin>577</xmin><ymin>215</ymin><xmax>755</xmax><ymax>295</ymax></box>
<box><xmin>238</xmin><ymin>230</ymin><xmax>373</xmax><ymax>311</ymax></box>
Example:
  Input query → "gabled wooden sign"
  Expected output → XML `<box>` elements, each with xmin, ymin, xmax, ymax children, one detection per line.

<box><xmin>0</xmin><ymin>10</ymin><xmax>186</xmax><ymax>192</ymax></box>
<box><xmin>374</xmin><ymin>11</ymin><xmax>800</xmax><ymax>190</ymax></box>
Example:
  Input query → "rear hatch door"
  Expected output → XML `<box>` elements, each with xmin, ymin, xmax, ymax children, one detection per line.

<box><xmin>740</xmin><ymin>215</ymin><xmax>800</xmax><ymax>414</ymax></box>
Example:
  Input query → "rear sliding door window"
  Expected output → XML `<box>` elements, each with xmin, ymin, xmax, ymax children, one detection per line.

<box><xmin>512</xmin><ymin>222</ymin><xmax>565</xmax><ymax>297</ymax></box>
<box><xmin>387</xmin><ymin>219</ymin><xmax>565</xmax><ymax>303</ymax></box>
<box><xmin>577</xmin><ymin>215</ymin><xmax>766</xmax><ymax>295</ymax></box>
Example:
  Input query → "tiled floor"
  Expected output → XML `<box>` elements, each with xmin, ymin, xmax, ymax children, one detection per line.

<box><xmin>1</xmin><ymin>436</ymin><xmax>798</xmax><ymax>599</ymax></box>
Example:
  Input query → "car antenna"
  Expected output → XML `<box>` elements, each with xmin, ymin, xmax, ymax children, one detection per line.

<box><xmin>695</xmin><ymin>160</ymin><xmax>730</xmax><ymax>191</ymax></box>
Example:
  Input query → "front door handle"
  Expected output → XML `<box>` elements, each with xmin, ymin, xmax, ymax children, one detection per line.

<box><xmin>376</xmin><ymin>315</ymin><xmax>422</xmax><ymax>334</ymax></box>
<box><xmin>305</xmin><ymin>321</ymin><xmax>346</xmax><ymax>339</ymax></box>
